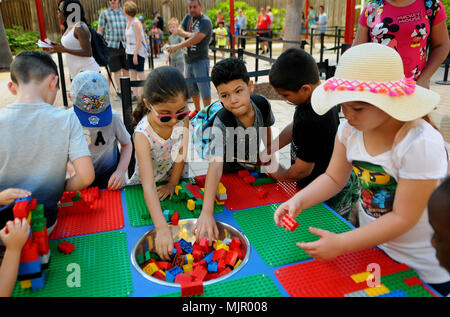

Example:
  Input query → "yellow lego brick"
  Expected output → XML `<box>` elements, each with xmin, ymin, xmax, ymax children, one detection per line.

<box><xmin>143</xmin><ymin>262</ymin><xmax>159</xmax><ymax>276</ymax></box>
<box><xmin>213</xmin><ymin>240</ymin><xmax>222</xmax><ymax>249</ymax></box>
<box><xmin>234</xmin><ymin>259</ymin><xmax>242</xmax><ymax>269</ymax></box>
<box><xmin>20</xmin><ymin>280</ymin><xmax>32</xmax><ymax>289</ymax></box>
<box><xmin>187</xmin><ymin>199</ymin><xmax>195</xmax><ymax>211</ymax></box>
<box><xmin>215</xmin><ymin>198</ymin><xmax>225</xmax><ymax>205</ymax></box>
<box><xmin>217</xmin><ymin>182</ymin><xmax>226</xmax><ymax>194</ymax></box>
<box><xmin>175</xmin><ymin>185</ymin><xmax>182</xmax><ymax>195</ymax></box>
<box><xmin>27</xmin><ymin>212</ymin><xmax>32</xmax><ymax>225</ymax></box>
<box><xmin>146</xmin><ymin>236</ymin><xmax>154</xmax><ymax>251</ymax></box>
<box><xmin>351</xmin><ymin>271</ymin><xmax>374</xmax><ymax>284</ymax></box>
<box><xmin>216</xmin><ymin>244</ymin><xmax>229</xmax><ymax>251</ymax></box>
<box><xmin>183</xmin><ymin>263</ymin><xmax>193</xmax><ymax>273</ymax></box>
<box><xmin>364</xmin><ymin>284</ymin><xmax>390</xmax><ymax>297</ymax></box>
<box><xmin>178</xmin><ymin>231</ymin><xmax>189</xmax><ymax>240</ymax></box>
<box><xmin>185</xmin><ymin>254</ymin><xmax>194</xmax><ymax>265</ymax></box>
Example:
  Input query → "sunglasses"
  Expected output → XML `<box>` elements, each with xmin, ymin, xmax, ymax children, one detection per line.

<box><xmin>151</xmin><ymin>105</ymin><xmax>189</xmax><ymax>123</ymax></box>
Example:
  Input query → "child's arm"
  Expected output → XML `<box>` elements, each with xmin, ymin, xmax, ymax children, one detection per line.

<box><xmin>108</xmin><ymin>141</ymin><xmax>133</xmax><ymax>191</ymax></box>
<box><xmin>194</xmin><ymin>157</ymin><xmax>223</xmax><ymax>243</ymax></box>
<box><xmin>274</xmin><ymin>135</ymin><xmax>352</xmax><ymax>226</ymax></box>
<box><xmin>134</xmin><ymin>132</ymin><xmax>173</xmax><ymax>261</ymax></box>
<box><xmin>270</xmin><ymin>158</ymin><xmax>315</xmax><ymax>183</ymax></box>
<box><xmin>0</xmin><ymin>189</ymin><xmax>31</xmax><ymax>207</ymax></box>
<box><xmin>157</xmin><ymin>119</ymin><xmax>189</xmax><ymax>201</ymax></box>
<box><xmin>298</xmin><ymin>178</ymin><xmax>438</xmax><ymax>261</ymax></box>
<box><xmin>0</xmin><ymin>218</ymin><xmax>30</xmax><ymax>297</ymax></box>
<box><xmin>65</xmin><ymin>156</ymin><xmax>95</xmax><ymax>192</ymax></box>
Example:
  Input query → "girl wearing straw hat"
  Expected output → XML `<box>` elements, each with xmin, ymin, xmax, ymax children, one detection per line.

<box><xmin>274</xmin><ymin>43</ymin><xmax>450</xmax><ymax>296</ymax></box>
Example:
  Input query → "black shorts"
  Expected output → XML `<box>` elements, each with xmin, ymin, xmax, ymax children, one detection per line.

<box><xmin>108</xmin><ymin>43</ymin><xmax>129</xmax><ymax>73</ymax></box>
<box><xmin>127</xmin><ymin>54</ymin><xmax>146</xmax><ymax>72</ymax></box>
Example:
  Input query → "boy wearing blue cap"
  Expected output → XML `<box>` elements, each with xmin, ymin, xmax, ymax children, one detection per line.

<box><xmin>70</xmin><ymin>71</ymin><xmax>133</xmax><ymax>190</ymax></box>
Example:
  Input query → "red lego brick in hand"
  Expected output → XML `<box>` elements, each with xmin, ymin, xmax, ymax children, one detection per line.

<box><xmin>237</xmin><ymin>170</ymin><xmax>250</xmax><ymax>178</ymax></box>
<box><xmin>181</xmin><ymin>280</ymin><xmax>204</xmax><ymax>297</ymax></box>
<box><xmin>13</xmin><ymin>201</ymin><xmax>30</xmax><ymax>219</ymax></box>
<box><xmin>57</xmin><ymin>241</ymin><xmax>75</xmax><ymax>255</ymax></box>
<box><xmin>281</xmin><ymin>214</ymin><xmax>299</xmax><ymax>231</ymax></box>
<box><xmin>171</xmin><ymin>212</ymin><xmax>180</xmax><ymax>226</ymax></box>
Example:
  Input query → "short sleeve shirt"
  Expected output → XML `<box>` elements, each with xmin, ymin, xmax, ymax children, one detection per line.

<box><xmin>291</xmin><ymin>103</ymin><xmax>339</xmax><ymax>188</ymax></box>
<box><xmin>181</xmin><ymin>13</ymin><xmax>212</xmax><ymax>64</ymax></box>
<box><xmin>359</xmin><ymin>0</ymin><xmax>447</xmax><ymax>80</ymax></box>
<box><xmin>74</xmin><ymin>110</ymin><xmax>131</xmax><ymax>177</ymax></box>
<box><xmin>98</xmin><ymin>7</ymin><xmax>127</xmax><ymax>49</ymax></box>
<box><xmin>257</xmin><ymin>14</ymin><xmax>270</xmax><ymax>33</ymax></box>
<box><xmin>0</xmin><ymin>103</ymin><xmax>90</xmax><ymax>225</ymax></box>
<box><xmin>211</xmin><ymin>97</ymin><xmax>275</xmax><ymax>171</ymax></box>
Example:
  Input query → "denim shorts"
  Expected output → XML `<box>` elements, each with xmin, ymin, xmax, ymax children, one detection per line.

<box><xmin>185</xmin><ymin>59</ymin><xmax>211</xmax><ymax>99</ymax></box>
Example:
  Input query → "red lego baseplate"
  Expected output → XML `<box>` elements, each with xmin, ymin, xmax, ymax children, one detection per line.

<box><xmin>275</xmin><ymin>248</ymin><xmax>411</xmax><ymax>297</ymax></box>
<box><xmin>209</xmin><ymin>173</ymin><xmax>300</xmax><ymax>211</ymax></box>
<box><xmin>49</xmin><ymin>189</ymin><xmax>124</xmax><ymax>240</ymax></box>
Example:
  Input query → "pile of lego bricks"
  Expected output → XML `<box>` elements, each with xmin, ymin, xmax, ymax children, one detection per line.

<box><xmin>135</xmin><ymin>235</ymin><xmax>246</xmax><ymax>297</ymax></box>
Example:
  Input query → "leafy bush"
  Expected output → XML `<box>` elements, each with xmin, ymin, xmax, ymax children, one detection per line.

<box><xmin>207</xmin><ymin>1</ymin><xmax>285</xmax><ymax>35</ymax></box>
<box><xmin>6</xmin><ymin>25</ymin><xmax>39</xmax><ymax>55</ymax></box>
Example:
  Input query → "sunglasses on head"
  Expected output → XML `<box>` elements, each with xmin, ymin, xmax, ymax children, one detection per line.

<box><xmin>151</xmin><ymin>105</ymin><xmax>189</xmax><ymax>123</ymax></box>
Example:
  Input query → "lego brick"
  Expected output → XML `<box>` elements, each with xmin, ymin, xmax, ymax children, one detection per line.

<box><xmin>171</xmin><ymin>212</ymin><xmax>179</xmax><ymax>226</ymax></box>
<box><xmin>281</xmin><ymin>214</ymin><xmax>299</xmax><ymax>232</ymax></box>
<box><xmin>175</xmin><ymin>273</ymin><xmax>192</xmax><ymax>284</ymax></box>
<box><xmin>377</xmin><ymin>289</ymin><xmax>409</xmax><ymax>297</ymax></box>
<box><xmin>181</xmin><ymin>280</ymin><xmax>204</xmax><ymax>297</ymax></box>
<box><xmin>201</xmin><ymin>251</ymin><xmax>214</xmax><ymax>264</ymax></box>
<box><xmin>179</xmin><ymin>239</ymin><xmax>193</xmax><ymax>254</ymax></box>
<box><xmin>250</xmin><ymin>176</ymin><xmax>277</xmax><ymax>186</ymax></box>
<box><xmin>143</xmin><ymin>262</ymin><xmax>159</xmax><ymax>276</ymax></box>
<box><xmin>364</xmin><ymin>284</ymin><xmax>390</xmax><ymax>297</ymax></box>
<box><xmin>172</xmin><ymin>254</ymin><xmax>185</xmax><ymax>269</ymax></box>
<box><xmin>344</xmin><ymin>290</ymin><xmax>370</xmax><ymax>297</ymax></box>
<box><xmin>31</xmin><ymin>271</ymin><xmax>46</xmax><ymax>290</ymax></box>
<box><xmin>207</xmin><ymin>261</ymin><xmax>218</xmax><ymax>273</ymax></box>
<box><xmin>166</xmin><ymin>266</ymin><xmax>184</xmax><ymax>282</ymax></box>
<box><xmin>57</xmin><ymin>241</ymin><xmax>75</xmax><ymax>255</ymax></box>
<box><xmin>19</xmin><ymin>280</ymin><xmax>32</xmax><ymax>289</ymax></box>
<box><xmin>224</xmin><ymin>251</ymin><xmax>238</xmax><ymax>267</ymax></box>
<box><xmin>212</xmin><ymin>249</ymin><xmax>227</xmax><ymax>262</ymax></box>
<box><xmin>18</xmin><ymin>259</ymin><xmax>41</xmax><ymax>276</ymax></box>
<box><xmin>234</xmin><ymin>203</ymin><xmax>352</xmax><ymax>266</ymax></box>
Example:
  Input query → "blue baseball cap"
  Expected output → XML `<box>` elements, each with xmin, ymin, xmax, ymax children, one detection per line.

<box><xmin>70</xmin><ymin>71</ymin><xmax>112</xmax><ymax>127</ymax></box>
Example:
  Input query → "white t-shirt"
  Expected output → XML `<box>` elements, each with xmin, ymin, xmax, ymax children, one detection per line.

<box><xmin>338</xmin><ymin>119</ymin><xmax>449</xmax><ymax>284</ymax></box>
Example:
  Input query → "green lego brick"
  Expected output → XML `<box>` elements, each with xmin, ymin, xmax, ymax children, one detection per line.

<box><xmin>159</xmin><ymin>274</ymin><xmax>282</xmax><ymax>297</ymax></box>
<box><xmin>233</xmin><ymin>203</ymin><xmax>353</xmax><ymax>267</ymax></box>
<box><xmin>73</xmin><ymin>192</ymin><xmax>81</xmax><ymax>201</ymax></box>
<box><xmin>380</xmin><ymin>270</ymin><xmax>434</xmax><ymax>297</ymax></box>
<box><xmin>124</xmin><ymin>182</ymin><xmax>224</xmax><ymax>227</ymax></box>
<box><xmin>12</xmin><ymin>231</ymin><xmax>133</xmax><ymax>297</ymax></box>
<box><xmin>250</xmin><ymin>177</ymin><xmax>277</xmax><ymax>186</ymax></box>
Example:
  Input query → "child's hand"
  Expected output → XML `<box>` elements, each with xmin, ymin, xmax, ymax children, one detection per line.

<box><xmin>157</xmin><ymin>184</ymin><xmax>175</xmax><ymax>201</ymax></box>
<box><xmin>0</xmin><ymin>218</ymin><xmax>30</xmax><ymax>251</ymax></box>
<box><xmin>154</xmin><ymin>226</ymin><xmax>174</xmax><ymax>261</ymax></box>
<box><xmin>193</xmin><ymin>212</ymin><xmax>219</xmax><ymax>243</ymax></box>
<box><xmin>0</xmin><ymin>188</ymin><xmax>31</xmax><ymax>206</ymax></box>
<box><xmin>273</xmin><ymin>197</ymin><xmax>301</xmax><ymax>227</ymax></box>
<box><xmin>297</xmin><ymin>227</ymin><xmax>344</xmax><ymax>261</ymax></box>
<box><xmin>108</xmin><ymin>170</ymin><xmax>126</xmax><ymax>191</ymax></box>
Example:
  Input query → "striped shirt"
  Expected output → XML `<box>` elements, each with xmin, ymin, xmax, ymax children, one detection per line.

<box><xmin>98</xmin><ymin>7</ymin><xmax>127</xmax><ymax>49</ymax></box>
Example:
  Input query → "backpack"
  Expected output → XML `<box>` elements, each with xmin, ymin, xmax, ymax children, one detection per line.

<box><xmin>192</xmin><ymin>94</ymin><xmax>272</xmax><ymax>160</ymax></box>
<box><xmin>89</xmin><ymin>26</ymin><xmax>110</xmax><ymax>67</ymax></box>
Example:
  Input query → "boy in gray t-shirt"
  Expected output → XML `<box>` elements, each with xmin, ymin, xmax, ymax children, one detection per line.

<box><xmin>0</xmin><ymin>51</ymin><xmax>94</xmax><ymax>229</ymax></box>
<box><xmin>70</xmin><ymin>71</ymin><xmax>132</xmax><ymax>190</ymax></box>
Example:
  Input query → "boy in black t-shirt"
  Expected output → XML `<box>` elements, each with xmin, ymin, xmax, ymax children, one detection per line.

<box><xmin>267</xmin><ymin>49</ymin><xmax>358</xmax><ymax>220</ymax></box>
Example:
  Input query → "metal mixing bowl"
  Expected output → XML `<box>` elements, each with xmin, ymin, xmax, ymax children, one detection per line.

<box><xmin>130</xmin><ymin>218</ymin><xmax>251</xmax><ymax>287</ymax></box>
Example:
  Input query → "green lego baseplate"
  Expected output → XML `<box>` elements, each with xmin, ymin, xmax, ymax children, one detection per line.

<box><xmin>233</xmin><ymin>203</ymin><xmax>353</xmax><ymax>267</ymax></box>
<box><xmin>124</xmin><ymin>179</ymin><xmax>224</xmax><ymax>227</ymax></box>
<box><xmin>12</xmin><ymin>231</ymin><xmax>133</xmax><ymax>297</ymax></box>
<box><xmin>159</xmin><ymin>274</ymin><xmax>282</xmax><ymax>297</ymax></box>
<box><xmin>380</xmin><ymin>269</ymin><xmax>435</xmax><ymax>297</ymax></box>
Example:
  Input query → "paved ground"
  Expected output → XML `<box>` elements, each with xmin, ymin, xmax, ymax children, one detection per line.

<box><xmin>1</xmin><ymin>40</ymin><xmax>449</xmax><ymax>177</ymax></box>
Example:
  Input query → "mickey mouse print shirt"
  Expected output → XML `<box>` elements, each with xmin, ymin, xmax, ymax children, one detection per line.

<box><xmin>359</xmin><ymin>0</ymin><xmax>447</xmax><ymax>80</ymax></box>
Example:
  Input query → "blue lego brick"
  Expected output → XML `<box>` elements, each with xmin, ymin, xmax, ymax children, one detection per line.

<box><xmin>377</xmin><ymin>289</ymin><xmax>409</xmax><ymax>297</ymax></box>
<box><xmin>166</xmin><ymin>266</ymin><xmax>183</xmax><ymax>282</ymax></box>
<box><xmin>163</xmin><ymin>209</ymin><xmax>170</xmax><ymax>221</ymax></box>
<box><xmin>16</xmin><ymin>197</ymin><xmax>32</xmax><ymax>203</ymax></box>
<box><xmin>18</xmin><ymin>258</ymin><xmax>41</xmax><ymax>276</ymax></box>
<box><xmin>208</xmin><ymin>261</ymin><xmax>218</xmax><ymax>273</ymax></box>
<box><xmin>249</xmin><ymin>172</ymin><xmax>259</xmax><ymax>179</ymax></box>
<box><xmin>31</xmin><ymin>271</ymin><xmax>46</xmax><ymax>290</ymax></box>
<box><xmin>202</xmin><ymin>251</ymin><xmax>214</xmax><ymax>264</ymax></box>
<box><xmin>170</xmin><ymin>248</ymin><xmax>177</xmax><ymax>259</ymax></box>
<box><xmin>179</xmin><ymin>238</ymin><xmax>193</xmax><ymax>254</ymax></box>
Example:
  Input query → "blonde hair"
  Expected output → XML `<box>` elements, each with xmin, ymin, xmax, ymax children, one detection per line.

<box><xmin>167</xmin><ymin>17</ymin><xmax>179</xmax><ymax>28</ymax></box>
<box><xmin>123</xmin><ymin>1</ymin><xmax>138</xmax><ymax>17</ymax></box>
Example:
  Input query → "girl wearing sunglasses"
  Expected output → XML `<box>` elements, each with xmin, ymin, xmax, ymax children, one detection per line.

<box><xmin>128</xmin><ymin>66</ymin><xmax>190</xmax><ymax>261</ymax></box>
